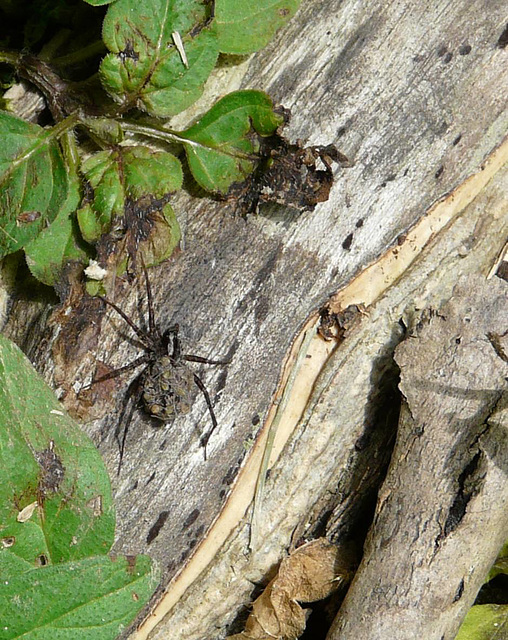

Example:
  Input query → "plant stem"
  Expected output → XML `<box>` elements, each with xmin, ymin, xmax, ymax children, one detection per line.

<box><xmin>52</xmin><ymin>41</ymin><xmax>107</xmax><ymax>67</ymax></box>
<box><xmin>119</xmin><ymin>121</ymin><xmax>189</xmax><ymax>147</ymax></box>
<box><xmin>0</xmin><ymin>50</ymin><xmax>20</xmax><ymax>66</ymax></box>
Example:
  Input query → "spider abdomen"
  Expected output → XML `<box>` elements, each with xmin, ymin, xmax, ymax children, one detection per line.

<box><xmin>141</xmin><ymin>356</ymin><xmax>195</xmax><ymax>421</ymax></box>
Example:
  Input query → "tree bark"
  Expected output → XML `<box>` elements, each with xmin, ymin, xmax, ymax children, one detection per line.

<box><xmin>3</xmin><ymin>0</ymin><xmax>507</xmax><ymax>638</ymax></box>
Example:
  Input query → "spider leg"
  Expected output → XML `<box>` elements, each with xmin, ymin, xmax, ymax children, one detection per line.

<box><xmin>99</xmin><ymin>295</ymin><xmax>155</xmax><ymax>349</ymax></box>
<box><xmin>140</xmin><ymin>254</ymin><xmax>161</xmax><ymax>341</ymax></box>
<box><xmin>115</xmin><ymin>373</ymin><xmax>145</xmax><ymax>475</ymax></box>
<box><xmin>91</xmin><ymin>355</ymin><xmax>151</xmax><ymax>385</ymax></box>
<box><xmin>184</xmin><ymin>354</ymin><xmax>231</xmax><ymax>365</ymax></box>
<box><xmin>192</xmin><ymin>372</ymin><xmax>218</xmax><ymax>460</ymax></box>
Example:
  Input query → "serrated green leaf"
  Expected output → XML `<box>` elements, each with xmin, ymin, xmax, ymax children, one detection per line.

<box><xmin>0</xmin><ymin>111</ymin><xmax>70</xmax><ymax>258</ymax></box>
<box><xmin>0</xmin><ymin>334</ymin><xmax>115</xmax><ymax>566</ymax></box>
<box><xmin>100</xmin><ymin>0</ymin><xmax>218</xmax><ymax>116</ymax></box>
<box><xmin>215</xmin><ymin>0</ymin><xmax>301</xmax><ymax>54</ymax></box>
<box><xmin>180</xmin><ymin>90</ymin><xmax>284</xmax><ymax>194</ymax></box>
<box><xmin>456</xmin><ymin>604</ymin><xmax>508</xmax><ymax>640</ymax></box>
<box><xmin>0</xmin><ymin>554</ymin><xmax>159</xmax><ymax>640</ymax></box>
<box><xmin>77</xmin><ymin>146</ymin><xmax>183</xmax><ymax>243</ymax></box>
<box><xmin>24</xmin><ymin>164</ymin><xmax>92</xmax><ymax>286</ymax></box>
<box><xmin>137</xmin><ymin>201</ymin><xmax>181</xmax><ymax>267</ymax></box>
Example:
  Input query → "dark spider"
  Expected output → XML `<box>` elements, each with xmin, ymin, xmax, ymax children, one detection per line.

<box><xmin>93</xmin><ymin>263</ymin><xmax>231</xmax><ymax>472</ymax></box>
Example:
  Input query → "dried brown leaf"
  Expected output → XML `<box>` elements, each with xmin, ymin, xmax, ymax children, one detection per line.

<box><xmin>228</xmin><ymin>538</ymin><xmax>355</xmax><ymax>640</ymax></box>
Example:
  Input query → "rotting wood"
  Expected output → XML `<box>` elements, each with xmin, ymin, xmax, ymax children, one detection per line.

<box><xmin>2</xmin><ymin>0</ymin><xmax>507</xmax><ymax>638</ymax></box>
<box><xmin>328</xmin><ymin>275</ymin><xmax>508</xmax><ymax>640</ymax></box>
<box><xmin>134</xmin><ymin>135</ymin><xmax>508</xmax><ymax>640</ymax></box>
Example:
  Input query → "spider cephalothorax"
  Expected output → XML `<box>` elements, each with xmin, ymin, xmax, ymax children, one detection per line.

<box><xmin>94</xmin><ymin>265</ymin><xmax>230</xmax><ymax>471</ymax></box>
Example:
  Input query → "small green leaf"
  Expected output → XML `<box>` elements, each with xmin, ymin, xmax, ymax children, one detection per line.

<box><xmin>215</xmin><ymin>0</ymin><xmax>301</xmax><ymax>54</ymax></box>
<box><xmin>77</xmin><ymin>146</ymin><xmax>183</xmax><ymax>243</ymax></box>
<box><xmin>0</xmin><ymin>334</ymin><xmax>115</xmax><ymax>565</ymax></box>
<box><xmin>180</xmin><ymin>90</ymin><xmax>284</xmax><ymax>194</ymax></box>
<box><xmin>100</xmin><ymin>0</ymin><xmax>218</xmax><ymax>116</ymax></box>
<box><xmin>24</xmin><ymin>165</ymin><xmax>92</xmax><ymax>286</ymax></box>
<box><xmin>0</xmin><ymin>554</ymin><xmax>159</xmax><ymax>640</ymax></box>
<box><xmin>455</xmin><ymin>604</ymin><xmax>508</xmax><ymax>640</ymax></box>
<box><xmin>137</xmin><ymin>201</ymin><xmax>181</xmax><ymax>267</ymax></box>
<box><xmin>0</xmin><ymin>111</ymin><xmax>70</xmax><ymax>258</ymax></box>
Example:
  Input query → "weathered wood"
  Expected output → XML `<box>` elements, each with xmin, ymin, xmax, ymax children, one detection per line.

<box><xmin>328</xmin><ymin>276</ymin><xmax>508</xmax><ymax>640</ymax></box>
<box><xmin>2</xmin><ymin>0</ymin><xmax>507</xmax><ymax>638</ymax></box>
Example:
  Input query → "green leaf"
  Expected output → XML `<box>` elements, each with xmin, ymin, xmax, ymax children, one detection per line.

<box><xmin>215</xmin><ymin>0</ymin><xmax>301</xmax><ymax>54</ymax></box>
<box><xmin>24</xmin><ymin>163</ymin><xmax>92</xmax><ymax>286</ymax></box>
<box><xmin>0</xmin><ymin>554</ymin><xmax>159</xmax><ymax>640</ymax></box>
<box><xmin>77</xmin><ymin>146</ymin><xmax>183</xmax><ymax>243</ymax></box>
<box><xmin>488</xmin><ymin>540</ymin><xmax>508</xmax><ymax>583</ymax></box>
<box><xmin>100</xmin><ymin>0</ymin><xmax>218</xmax><ymax>116</ymax></box>
<box><xmin>136</xmin><ymin>201</ymin><xmax>181</xmax><ymax>267</ymax></box>
<box><xmin>0</xmin><ymin>111</ymin><xmax>70</xmax><ymax>258</ymax></box>
<box><xmin>180</xmin><ymin>90</ymin><xmax>284</xmax><ymax>194</ymax></box>
<box><xmin>455</xmin><ymin>604</ymin><xmax>508</xmax><ymax>640</ymax></box>
<box><xmin>0</xmin><ymin>334</ymin><xmax>115</xmax><ymax>566</ymax></box>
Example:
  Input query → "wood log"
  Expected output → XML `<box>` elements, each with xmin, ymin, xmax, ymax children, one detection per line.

<box><xmin>2</xmin><ymin>0</ymin><xmax>507</xmax><ymax>638</ymax></box>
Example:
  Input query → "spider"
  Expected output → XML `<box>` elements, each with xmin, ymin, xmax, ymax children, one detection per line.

<box><xmin>93</xmin><ymin>263</ymin><xmax>231</xmax><ymax>472</ymax></box>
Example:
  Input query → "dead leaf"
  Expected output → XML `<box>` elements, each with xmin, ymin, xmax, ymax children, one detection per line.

<box><xmin>228</xmin><ymin>538</ymin><xmax>356</xmax><ymax>640</ymax></box>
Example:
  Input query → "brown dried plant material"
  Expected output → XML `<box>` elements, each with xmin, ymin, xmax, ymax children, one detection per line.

<box><xmin>227</xmin><ymin>538</ymin><xmax>356</xmax><ymax>640</ymax></box>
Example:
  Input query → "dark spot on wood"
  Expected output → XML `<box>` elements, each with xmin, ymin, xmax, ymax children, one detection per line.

<box><xmin>146</xmin><ymin>510</ymin><xmax>170</xmax><ymax>544</ymax></box>
<box><xmin>195</xmin><ymin>524</ymin><xmax>205</xmax><ymax>538</ymax></box>
<box><xmin>130</xmin><ymin>480</ymin><xmax>138</xmax><ymax>491</ymax></box>
<box><xmin>380</xmin><ymin>173</ymin><xmax>396</xmax><ymax>188</ymax></box>
<box><xmin>397</xmin><ymin>234</ymin><xmax>407</xmax><ymax>246</ymax></box>
<box><xmin>453</xmin><ymin>579</ymin><xmax>465</xmax><ymax>601</ymax></box>
<box><xmin>251</xmin><ymin>414</ymin><xmax>260</xmax><ymax>425</ymax></box>
<box><xmin>443</xmin><ymin>52</ymin><xmax>453</xmax><ymax>63</ymax></box>
<box><xmin>182</xmin><ymin>508</ymin><xmax>200</xmax><ymax>529</ymax></box>
<box><xmin>437</xmin><ymin>45</ymin><xmax>447</xmax><ymax>57</ymax></box>
<box><xmin>336</xmin><ymin>126</ymin><xmax>347</xmax><ymax>137</ymax></box>
<box><xmin>458</xmin><ymin>44</ymin><xmax>471</xmax><ymax>55</ymax></box>
<box><xmin>435</xmin><ymin>165</ymin><xmax>444</xmax><ymax>179</ymax></box>
<box><xmin>355</xmin><ymin>218</ymin><xmax>364</xmax><ymax>228</ymax></box>
<box><xmin>486</xmin><ymin>331</ymin><xmax>508</xmax><ymax>364</ymax></box>
<box><xmin>496</xmin><ymin>261</ymin><xmax>508</xmax><ymax>281</ymax></box>
<box><xmin>497</xmin><ymin>23</ymin><xmax>508</xmax><ymax>48</ymax></box>
<box><xmin>442</xmin><ymin>452</ymin><xmax>482</xmax><ymax>537</ymax></box>
<box><xmin>342</xmin><ymin>233</ymin><xmax>354</xmax><ymax>250</ymax></box>
<box><xmin>452</xmin><ymin>133</ymin><xmax>462</xmax><ymax>146</ymax></box>
<box><xmin>146</xmin><ymin>471</ymin><xmax>156</xmax><ymax>484</ymax></box>
<box><xmin>188</xmin><ymin>537</ymin><xmax>198</xmax><ymax>549</ymax></box>
<box><xmin>222</xmin><ymin>465</ymin><xmax>238</xmax><ymax>485</ymax></box>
